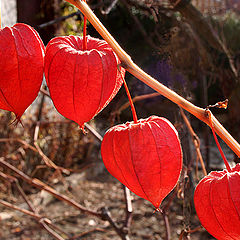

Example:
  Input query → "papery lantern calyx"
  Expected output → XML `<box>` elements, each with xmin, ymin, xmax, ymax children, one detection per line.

<box><xmin>101</xmin><ymin>115</ymin><xmax>182</xmax><ymax>209</ymax></box>
<box><xmin>194</xmin><ymin>164</ymin><xmax>240</xmax><ymax>240</ymax></box>
<box><xmin>44</xmin><ymin>35</ymin><xmax>125</xmax><ymax>126</ymax></box>
<box><xmin>0</xmin><ymin>23</ymin><xmax>45</xmax><ymax>121</ymax></box>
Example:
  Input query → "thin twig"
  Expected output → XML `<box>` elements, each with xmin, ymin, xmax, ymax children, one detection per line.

<box><xmin>69</xmin><ymin>227</ymin><xmax>106</xmax><ymax>240</ymax></box>
<box><xmin>40</xmin><ymin>220</ymin><xmax>65</xmax><ymax>240</ymax></box>
<box><xmin>38</xmin><ymin>10</ymin><xmax>82</xmax><ymax>29</ymax></box>
<box><xmin>0</xmin><ymin>135</ymin><xmax>70</xmax><ymax>174</ymax></box>
<box><xmin>33</xmin><ymin>121</ymin><xmax>70</xmax><ymax>174</ymax></box>
<box><xmin>100</xmin><ymin>207</ymin><xmax>131</xmax><ymax>240</ymax></box>
<box><xmin>114</xmin><ymin>92</ymin><xmax>161</xmax><ymax>116</ymax></box>
<box><xmin>179</xmin><ymin>225</ymin><xmax>202</xmax><ymax>240</ymax></box>
<box><xmin>84</xmin><ymin>122</ymin><xmax>103</xmax><ymax>142</ymax></box>
<box><xmin>0</xmin><ymin>199</ymin><xmax>65</xmax><ymax>240</ymax></box>
<box><xmin>0</xmin><ymin>171</ymin><xmax>70</xmax><ymax>239</ymax></box>
<box><xmin>0</xmin><ymin>157</ymin><xmax>134</xmax><ymax>239</ymax></box>
<box><xmin>0</xmin><ymin>138</ymin><xmax>38</xmax><ymax>152</ymax></box>
<box><xmin>0</xmin><ymin>199</ymin><xmax>41</xmax><ymax>219</ymax></box>
<box><xmin>40</xmin><ymin>87</ymin><xmax>103</xmax><ymax>142</ymax></box>
<box><xmin>187</xmin><ymin>225</ymin><xmax>202</xmax><ymax>234</ymax></box>
<box><xmin>0</xmin><ymin>157</ymin><xmax>101</xmax><ymax>218</ymax></box>
<box><xmin>180</xmin><ymin>108</ymin><xmax>207</xmax><ymax>176</ymax></box>
<box><xmin>161</xmin><ymin>209</ymin><xmax>171</xmax><ymax>240</ymax></box>
<box><xmin>123</xmin><ymin>186</ymin><xmax>133</xmax><ymax>230</ymax></box>
<box><xmin>101</xmin><ymin>0</ymin><xmax>119</xmax><ymax>15</ymax></box>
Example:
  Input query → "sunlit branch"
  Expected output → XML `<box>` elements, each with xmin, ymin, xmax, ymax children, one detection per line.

<box><xmin>64</xmin><ymin>0</ymin><xmax>240</xmax><ymax>158</ymax></box>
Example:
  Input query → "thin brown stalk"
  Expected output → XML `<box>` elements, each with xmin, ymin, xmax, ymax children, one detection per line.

<box><xmin>180</xmin><ymin>108</ymin><xmax>207</xmax><ymax>176</ymax></box>
<box><xmin>33</xmin><ymin>121</ymin><xmax>70</xmax><ymax>174</ymax></box>
<box><xmin>116</xmin><ymin>92</ymin><xmax>161</xmax><ymax>115</ymax></box>
<box><xmin>187</xmin><ymin>226</ymin><xmax>202</xmax><ymax>234</ymax></box>
<box><xmin>0</xmin><ymin>138</ymin><xmax>38</xmax><ymax>152</ymax></box>
<box><xmin>123</xmin><ymin>186</ymin><xmax>133</xmax><ymax>230</ymax></box>
<box><xmin>0</xmin><ymin>171</ymin><xmax>69</xmax><ymax>239</ymax></box>
<box><xmin>161</xmin><ymin>209</ymin><xmax>171</xmax><ymax>240</ymax></box>
<box><xmin>0</xmin><ymin>136</ymin><xmax>69</xmax><ymax>174</ymax></box>
<box><xmin>64</xmin><ymin>0</ymin><xmax>240</xmax><ymax>158</ymax></box>
<box><xmin>69</xmin><ymin>228</ymin><xmax>106</xmax><ymax>240</ymax></box>
<box><xmin>0</xmin><ymin>199</ymin><xmax>65</xmax><ymax>240</ymax></box>
<box><xmin>39</xmin><ymin>220</ymin><xmax>66</xmax><ymax>240</ymax></box>
<box><xmin>0</xmin><ymin>199</ymin><xmax>41</xmax><ymax>219</ymax></box>
<box><xmin>100</xmin><ymin>207</ymin><xmax>131</xmax><ymax>240</ymax></box>
<box><xmin>0</xmin><ymin>157</ymin><xmax>101</xmax><ymax>218</ymax></box>
<box><xmin>0</xmin><ymin>158</ymin><xmax>131</xmax><ymax>239</ymax></box>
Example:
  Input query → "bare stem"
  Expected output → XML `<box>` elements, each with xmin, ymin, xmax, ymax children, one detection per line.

<box><xmin>206</xmin><ymin>110</ymin><xmax>232</xmax><ymax>172</ymax></box>
<box><xmin>118</xmin><ymin>66</ymin><xmax>138</xmax><ymax>123</ymax></box>
<box><xmin>123</xmin><ymin>79</ymin><xmax>138</xmax><ymax>123</ymax></box>
<box><xmin>162</xmin><ymin>209</ymin><xmax>171</xmax><ymax>240</ymax></box>
<box><xmin>0</xmin><ymin>199</ymin><xmax>65</xmax><ymax>240</ymax></box>
<box><xmin>0</xmin><ymin>157</ymin><xmax>101</xmax><ymax>218</ymax></box>
<box><xmin>82</xmin><ymin>0</ymin><xmax>87</xmax><ymax>50</ymax></box>
<box><xmin>100</xmin><ymin>207</ymin><xmax>131</xmax><ymax>240</ymax></box>
<box><xmin>180</xmin><ymin>108</ymin><xmax>207</xmax><ymax>176</ymax></box>
<box><xmin>64</xmin><ymin>0</ymin><xmax>240</xmax><ymax>158</ymax></box>
<box><xmin>116</xmin><ymin>92</ymin><xmax>161</xmax><ymax>116</ymax></box>
<box><xmin>0</xmin><ymin>158</ymin><xmax>133</xmax><ymax>239</ymax></box>
<box><xmin>123</xmin><ymin>186</ymin><xmax>133</xmax><ymax>230</ymax></box>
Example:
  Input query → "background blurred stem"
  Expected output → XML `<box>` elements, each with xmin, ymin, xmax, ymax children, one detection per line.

<box><xmin>64</xmin><ymin>0</ymin><xmax>240</xmax><ymax>159</ymax></box>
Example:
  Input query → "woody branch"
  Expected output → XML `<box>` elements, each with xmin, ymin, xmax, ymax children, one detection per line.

<box><xmin>64</xmin><ymin>0</ymin><xmax>240</xmax><ymax>158</ymax></box>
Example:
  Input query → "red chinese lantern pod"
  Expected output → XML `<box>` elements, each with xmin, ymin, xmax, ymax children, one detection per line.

<box><xmin>194</xmin><ymin>164</ymin><xmax>240</xmax><ymax>239</ymax></box>
<box><xmin>101</xmin><ymin>115</ymin><xmax>182</xmax><ymax>208</ymax></box>
<box><xmin>44</xmin><ymin>35</ymin><xmax>125</xmax><ymax>126</ymax></box>
<box><xmin>0</xmin><ymin>23</ymin><xmax>45</xmax><ymax>120</ymax></box>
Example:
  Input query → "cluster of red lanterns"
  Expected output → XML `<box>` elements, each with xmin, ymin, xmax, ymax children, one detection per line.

<box><xmin>0</xmin><ymin>15</ymin><xmax>239</xmax><ymax>240</ymax></box>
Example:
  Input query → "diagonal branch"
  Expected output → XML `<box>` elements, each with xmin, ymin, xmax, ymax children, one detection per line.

<box><xmin>0</xmin><ymin>157</ymin><xmax>101</xmax><ymax>218</ymax></box>
<box><xmin>179</xmin><ymin>108</ymin><xmax>207</xmax><ymax>176</ymax></box>
<box><xmin>0</xmin><ymin>199</ymin><xmax>65</xmax><ymax>240</ymax></box>
<box><xmin>64</xmin><ymin>0</ymin><xmax>240</xmax><ymax>158</ymax></box>
<box><xmin>0</xmin><ymin>158</ymin><xmax>133</xmax><ymax>239</ymax></box>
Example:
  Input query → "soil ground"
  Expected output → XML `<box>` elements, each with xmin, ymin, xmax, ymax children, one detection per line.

<box><xmin>0</xmin><ymin>166</ymin><xmax>215</xmax><ymax>240</ymax></box>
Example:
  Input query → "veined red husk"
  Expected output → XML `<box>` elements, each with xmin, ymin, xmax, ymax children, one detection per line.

<box><xmin>0</xmin><ymin>23</ymin><xmax>45</xmax><ymax>120</ymax></box>
<box><xmin>194</xmin><ymin>164</ymin><xmax>240</xmax><ymax>240</ymax></box>
<box><xmin>44</xmin><ymin>35</ymin><xmax>125</xmax><ymax>126</ymax></box>
<box><xmin>101</xmin><ymin>115</ymin><xmax>182</xmax><ymax>208</ymax></box>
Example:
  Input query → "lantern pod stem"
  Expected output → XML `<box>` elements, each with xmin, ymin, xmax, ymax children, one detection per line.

<box><xmin>118</xmin><ymin>66</ymin><xmax>138</xmax><ymax>123</ymax></box>
<box><xmin>206</xmin><ymin>109</ymin><xmax>232</xmax><ymax>172</ymax></box>
<box><xmin>82</xmin><ymin>0</ymin><xmax>87</xmax><ymax>50</ymax></box>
